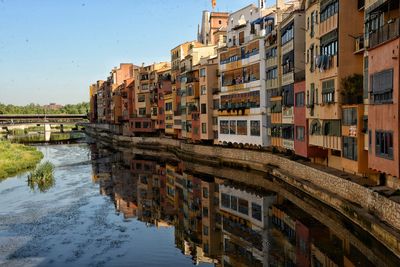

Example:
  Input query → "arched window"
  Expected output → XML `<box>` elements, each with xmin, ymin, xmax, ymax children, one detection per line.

<box><xmin>310</xmin><ymin>119</ymin><xmax>321</xmax><ymax>135</ymax></box>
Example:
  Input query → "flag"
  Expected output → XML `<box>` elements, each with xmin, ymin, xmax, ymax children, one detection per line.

<box><xmin>212</xmin><ymin>0</ymin><xmax>216</xmax><ymax>9</ymax></box>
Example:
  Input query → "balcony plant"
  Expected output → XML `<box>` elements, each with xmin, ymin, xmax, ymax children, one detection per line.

<box><xmin>340</xmin><ymin>74</ymin><xmax>363</xmax><ymax>104</ymax></box>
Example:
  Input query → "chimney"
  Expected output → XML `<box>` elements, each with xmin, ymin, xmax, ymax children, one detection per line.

<box><xmin>259</xmin><ymin>0</ymin><xmax>265</xmax><ymax>9</ymax></box>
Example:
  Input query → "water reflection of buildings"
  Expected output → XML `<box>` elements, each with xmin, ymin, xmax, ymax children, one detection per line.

<box><xmin>220</xmin><ymin>183</ymin><xmax>275</xmax><ymax>267</ymax></box>
<box><xmin>91</xmin><ymin>146</ymin><xmax>400</xmax><ymax>267</ymax></box>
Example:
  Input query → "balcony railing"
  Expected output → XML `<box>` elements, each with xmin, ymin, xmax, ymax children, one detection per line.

<box><xmin>220</xmin><ymin>49</ymin><xmax>259</xmax><ymax>65</ymax></box>
<box><xmin>368</xmin><ymin>18</ymin><xmax>400</xmax><ymax>49</ymax></box>
<box><xmin>219</xmin><ymin>102</ymin><xmax>259</xmax><ymax>110</ymax></box>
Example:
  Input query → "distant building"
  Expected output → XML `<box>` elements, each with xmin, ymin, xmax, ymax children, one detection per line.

<box><xmin>44</xmin><ymin>103</ymin><xmax>63</xmax><ymax>110</ymax></box>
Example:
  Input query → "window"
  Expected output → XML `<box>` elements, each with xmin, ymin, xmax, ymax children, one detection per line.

<box><xmin>342</xmin><ymin>108</ymin><xmax>357</xmax><ymax>126</ymax></box>
<box><xmin>229</xmin><ymin>120</ymin><xmax>236</xmax><ymax>135</ymax></box>
<box><xmin>296</xmin><ymin>126</ymin><xmax>305</xmax><ymax>141</ymax></box>
<box><xmin>239</xmin><ymin>31</ymin><xmax>245</xmax><ymax>45</ymax></box>
<box><xmin>143</xmin><ymin>122</ymin><xmax>149</xmax><ymax>128</ymax></box>
<box><xmin>266</xmin><ymin>67</ymin><xmax>277</xmax><ymax>80</ymax></box>
<box><xmin>203</xmin><ymin>225</ymin><xmax>209</xmax><ymax>236</ymax></box>
<box><xmin>343</xmin><ymin>136</ymin><xmax>357</xmax><ymax>161</ymax></box>
<box><xmin>371</xmin><ymin>69</ymin><xmax>393</xmax><ymax>104</ymax></box>
<box><xmin>362</xmin><ymin>116</ymin><xmax>368</xmax><ymax>133</ymax></box>
<box><xmin>165</xmin><ymin>102</ymin><xmax>172</xmax><ymax>111</ymax></box>
<box><xmin>220</xmin><ymin>120</ymin><xmax>229</xmax><ymax>134</ymax></box>
<box><xmin>212</xmin><ymin>117</ymin><xmax>218</xmax><ymax>125</ymax></box>
<box><xmin>282</xmin><ymin>84</ymin><xmax>294</xmax><ymax>107</ymax></box>
<box><xmin>271</xmin><ymin>125</ymin><xmax>281</xmax><ymax>137</ymax></box>
<box><xmin>139</xmin><ymin>108</ymin><xmax>146</xmax><ymax>116</ymax></box>
<box><xmin>375</xmin><ymin>131</ymin><xmax>393</xmax><ymax>159</ymax></box>
<box><xmin>320</xmin><ymin>0</ymin><xmax>338</xmax><ymax>22</ymax></box>
<box><xmin>282</xmin><ymin>51</ymin><xmax>294</xmax><ymax>74</ymax></box>
<box><xmin>322</xmin><ymin>120</ymin><xmax>341</xmax><ymax>136</ymax></box>
<box><xmin>237</xmin><ymin>120</ymin><xmax>247</xmax><ymax>135</ymax></box>
<box><xmin>135</xmin><ymin>122</ymin><xmax>141</xmax><ymax>128</ymax></box>
<box><xmin>265</xmin><ymin>47</ymin><xmax>277</xmax><ymax>59</ymax></box>
<box><xmin>321</xmin><ymin>40</ymin><xmax>337</xmax><ymax>56</ymax></box>
<box><xmin>201</xmin><ymin>85</ymin><xmax>207</xmax><ymax>95</ymax></box>
<box><xmin>138</xmin><ymin>94</ymin><xmax>146</xmax><ymax>102</ymax></box>
<box><xmin>221</xmin><ymin>193</ymin><xmax>230</xmax><ymax>208</ymax></box>
<box><xmin>201</xmin><ymin>103</ymin><xmax>207</xmax><ymax>114</ymax></box>
<box><xmin>200</xmin><ymin>68</ymin><xmax>206</xmax><ymax>77</ymax></box>
<box><xmin>213</xmin><ymin>99</ymin><xmax>219</xmax><ymax>109</ymax></box>
<box><xmin>310</xmin><ymin>120</ymin><xmax>321</xmax><ymax>135</ymax></box>
<box><xmin>271</xmin><ymin>100</ymin><xmax>282</xmax><ymax>113</ymax></box>
<box><xmin>203</xmin><ymin>187</ymin><xmax>209</xmax><ymax>198</ymax></box>
<box><xmin>152</xmin><ymin>107</ymin><xmax>157</xmax><ymax>116</ymax></box>
<box><xmin>202</xmin><ymin>123</ymin><xmax>207</xmax><ymax>134</ymax></box>
<box><xmin>238</xmin><ymin>198</ymin><xmax>249</xmax><ymax>215</ymax></box>
<box><xmin>251</xmin><ymin>203</ymin><xmax>262</xmax><ymax>221</ymax></box>
<box><xmin>281</xmin><ymin>23</ymin><xmax>294</xmax><ymax>45</ymax></box>
<box><xmin>295</xmin><ymin>92</ymin><xmax>305</xmax><ymax>107</ymax></box>
<box><xmin>310</xmin><ymin>11</ymin><xmax>316</xmax><ymax>37</ymax></box>
<box><xmin>282</xmin><ymin>125</ymin><xmax>294</xmax><ymax>140</ymax></box>
<box><xmin>368</xmin><ymin>130</ymin><xmax>372</xmax><ymax>151</ymax></box>
<box><xmin>322</xmin><ymin>79</ymin><xmax>335</xmax><ymax>103</ymax></box>
<box><xmin>320</xmin><ymin>30</ymin><xmax>338</xmax><ymax>56</ymax></box>
<box><xmin>250</xmin><ymin>121</ymin><xmax>260</xmax><ymax>136</ymax></box>
<box><xmin>203</xmin><ymin>207</ymin><xmax>209</xmax><ymax>218</ymax></box>
<box><xmin>230</xmin><ymin>196</ymin><xmax>238</xmax><ymax>211</ymax></box>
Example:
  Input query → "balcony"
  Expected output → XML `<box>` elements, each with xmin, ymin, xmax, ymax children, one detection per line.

<box><xmin>368</xmin><ymin>18</ymin><xmax>400</xmax><ymax>49</ymax></box>
<box><xmin>266</xmin><ymin>57</ymin><xmax>278</xmax><ymax>68</ymax></box>
<box><xmin>266</xmin><ymin>78</ymin><xmax>278</xmax><ymax>89</ymax></box>
<box><xmin>271</xmin><ymin>137</ymin><xmax>283</xmax><ymax>148</ymax></box>
<box><xmin>309</xmin><ymin>135</ymin><xmax>342</xmax><ymax>151</ymax></box>
<box><xmin>354</xmin><ymin>35</ymin><xmax>365</xmax><ymax>53</ymax></box>
<box><xmin>281</xmin><ymin>72</ymin><xmax>294</xmax><ymax>86</ymax></box>
<box><xmin>283</xmin><ymin>139</ymin><xmax>294</xmax><ymax>150</ymax></box>
<box><xmin>282</xmin><ymin>107</ymin><xmax>294</xmax><ymax>124</ymax></box>
<box><xmin>281</xmin><ymin>40</ymin><xmax>294</xmax><ymax>56</ymax></box>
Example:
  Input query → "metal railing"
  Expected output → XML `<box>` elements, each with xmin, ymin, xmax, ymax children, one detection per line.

<box><xmin>369</xmin><ymin>18</ymin><xmax>400</xmax><ymax>49</ymax></box>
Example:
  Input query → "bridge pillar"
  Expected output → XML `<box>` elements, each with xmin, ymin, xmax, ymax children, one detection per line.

<box><xmin>44</xmin><ymin>123</ymin><xmax>51</xmax><ymax>142</ymax></box>
<box><xmin>44</xmin><ymin>123</ymin><xmax>51</xmax><ymax>132</ymax></box>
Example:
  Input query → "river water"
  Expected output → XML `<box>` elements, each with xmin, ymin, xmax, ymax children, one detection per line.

<box><xmin>0</xmin><ymin>143</ymin><xmax>399</xmax><ymax>267</ymax></box>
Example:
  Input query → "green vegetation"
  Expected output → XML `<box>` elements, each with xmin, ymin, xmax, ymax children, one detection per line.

<box><xmin>0</xmin><ymin>141</ymin><xmax>43</xmax><ymax>179</ymax></box>
<box><xmin>340</xmin><ymin>74</ymin><xmax>364</xmax><ymax>104</ymax></box>
<box><xmin>27</xmin><ymin>161</ymin><xmax>55</xmax><ymax>192</ymax></box>
<box><xmin>0</xmin><ymin>102</ymin><xmax>89</xmax><ymax>115</ymax></box>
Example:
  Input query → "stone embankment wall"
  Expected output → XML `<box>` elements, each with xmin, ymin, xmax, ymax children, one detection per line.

<box><xmin>86</xmin><ymin>124</ymin><xmax>400</xmax><ymax>255</ymax></box>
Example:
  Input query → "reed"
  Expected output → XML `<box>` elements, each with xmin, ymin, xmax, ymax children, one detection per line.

<box><xmin>27</xmin><ymin>161</ymin><xmax>55</xmax><ymax>192</ymax></box>
<box><xmin>0</xmin><ymin>140</ymin><xmax>43</xmax><ymax>179</ymax></box>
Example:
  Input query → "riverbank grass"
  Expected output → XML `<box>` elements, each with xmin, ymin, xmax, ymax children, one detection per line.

<box><xmin>28</xmin><ymin>161</ymin><xmax>55</xmax><ymax>192</ymax></box>
<box><xmin>0</xmin><ymin>141</ymin><xmax>43</xmax><ymax>179</ymax></box>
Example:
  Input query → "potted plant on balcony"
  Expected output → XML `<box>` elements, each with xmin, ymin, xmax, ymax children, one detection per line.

<box><xmin>340</xmin><ymin>74</ymin><xmax>363</xmax><ymax>105</ymax></box>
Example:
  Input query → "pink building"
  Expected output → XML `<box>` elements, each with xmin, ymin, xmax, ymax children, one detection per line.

<box><xmin>294</xmin><ymin>81</ymin><xmax>327</xmax><ymax>158</ymax></box>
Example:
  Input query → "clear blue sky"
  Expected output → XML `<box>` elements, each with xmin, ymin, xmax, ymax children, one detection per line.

<box><xmin>0</xmin><ymin>0</ymin><xmax>273</xmax><ymax>105</ymax></box>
